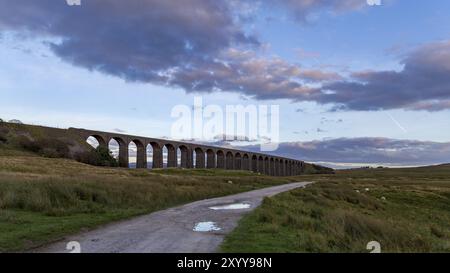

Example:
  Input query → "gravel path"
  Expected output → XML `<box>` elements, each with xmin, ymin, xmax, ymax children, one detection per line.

<box><xmin>35</xmin><ymin>182</ymin><xmax>312</xmax><ymax>253</ymax></box>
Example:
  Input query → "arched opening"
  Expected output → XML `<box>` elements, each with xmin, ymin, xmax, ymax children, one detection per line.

<box><xmin>235</xmin><ymin>153</ymin><xmax>242</xmax><ymax>170</ymax></box>
<box><xmin>264</xmin><ymin>157</ymin><xmax>270</xmax><ymax>175</ymax></box>
<box><xmin>226</xmin><ymin>151</ymin><xmax>234</xmax><ymax>170</ymax></box>
<box><xmin>179</xmin><ymin>145</ymin><xmax>192</xmax><ymax>168</ymax></box>
<box><xmin>87</xmin><ymin>135</ymin><xmax>107</xmax><ymax>149</ymax></box>
<box><xmin>148</xmin><ymin>142</ymin><xmax>162</xmax><ymax>169</ymax></box>
<box><xmin>217</xmin><ymin>150</ymin><xmax>225</xmax><ymax>169</ymax></box>
<box><xmin>165</xmin><ymin>144</ymin><xmax>177</xmax><ymax>168</ymax></box>
<box><xmin>108</xmin><ymin>139</ymin><xmax>119</xmax><ymax>159</ymax></box>
<box><xmin>128</xmin><ymin>141</ymin><xmax>137</xmax><ymax>169</ymax></box>
<box><xmin>242</xmin><ymin>154</ymin><xmax>250</xmax><ymax>171</ymax></box>
<box><xmin>251</xmin><ymin>155</ymin><xmax>258</xmax><ymax>173</ymax></box>
<box><xmin>162</xmin><ymin>145</ymin><xmax>168</xmax><ymax>168</ymax></box>
<box><xmin>280</xmin><ymin>159</ymin><xmax>285</xmax><ymax>176</ymax></box>
<box><xmin>270</xmin><ymin>158</ymin><xmax>275</xmax><ymax>176</ymax></box>
<box><xmin>109</xmin><ymin>137</ymin><xmax>127</xmax><ymax>168</ymax></box>
<box><xmin>86</xmin><ymin>136</ymin><xmax>99</xmax><ymax>149</ymax></box>
<box><xmin>206</xmin><ymin>149</ymin><xmax>215</xmax><ymax>168</ymax></box>
<box><xmin>129</xmin><ymin>139</ymin><xmax>146</xmax><ymax>169</ymax></box>
<box><xmin>146</xmin><ymin>143</ymin><xmax>153</xmax><ymax>168</ymax></box>
<box><xmin>274</xmin><ymin>158</ymin><xmax>279</xmax><ymax>176</ymax></box>
<box><xmin>194</xmin><ymin>147</ymin><xmax>205</xmax><ymax>169</ymax></box>
<box><xmin>276</xmin><ymin>159</ymin><xmax>280</xmax><ymax>175</ymax></box>
<box><xmin>258</xmin><ymin>156</ymin><xmax>264</xmax><ymax>173</ymax></box>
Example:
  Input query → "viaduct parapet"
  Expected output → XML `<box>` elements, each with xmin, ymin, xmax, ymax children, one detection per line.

<box><xmin>69</xmin><ymin>128</ymin><xmax>306</xmax><ymax>176</ymax></box>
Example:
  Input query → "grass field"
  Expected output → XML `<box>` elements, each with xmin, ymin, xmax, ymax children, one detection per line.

<box><xmin>221</xmin><ymin>165</ymin><xmax>450</xmax><ymax>253</ymax></box>
<box><xmin>0</xmin><ymin>154</ymin><xmax>301</xmax><ymax>252</ymax></box>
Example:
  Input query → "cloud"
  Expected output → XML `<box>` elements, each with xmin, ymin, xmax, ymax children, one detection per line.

<box><xmin>0</xmin><ymin>0</ymin><xmax>338</xmax><ymax>100</ymax></box>
<box><xmin>268</xmin><ymin>0</ymin><xmax>367</xmax><ymax>22</ymax></box>
<box><xmin>113</xmin><ymin>128</ymin><xmax>127</xmax><ymax>133</ymax></box>
<box><xmin>318</xmin><ymin>41</ymin><xmax>450</xmax><ymax>111</ymax></box>
<box><xmin>1</xmin><ymin>1</ymin><xmax>450</xmax><ymax>112</ymax></box>
<box><xmin>240</xmin><ymin>137</ymin><xmax>450</xmax><ymax>167</ymax></box>
<box><xmin>0</xmin><ymin>0</ymin><xmax>258</xmax><ymax>82</ymax></box>
<box><xmin>169</xmin><ymin>48</ymin><xmax>341</xmax><ymax>98</ymax></box>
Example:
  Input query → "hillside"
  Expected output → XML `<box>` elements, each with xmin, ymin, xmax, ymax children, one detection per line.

<box><xmin>0</xmin><ymin>122</ymin><xmax>91</xmax><ymax>158</ymax></box>
<box><xmin>0</xmin><ymin>122</ymin><xmax>316</xmax><ymax>252</ymax></box>
<box><xmin>221</xmin><ymin>166</ymin><xmax>450</xmax><ymax>252</ymax></box>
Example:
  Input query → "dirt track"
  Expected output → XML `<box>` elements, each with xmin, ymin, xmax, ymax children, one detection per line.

<box><xmin>35</xmin><ymin>182</ymin><xmax>312</xmax><ymax>253</ymax></box>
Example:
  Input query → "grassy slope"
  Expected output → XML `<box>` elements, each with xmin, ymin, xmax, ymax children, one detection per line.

<box><xmin>221</xmin><ymin>166</ymin><xmax>450</xmax><ymax>253</ymax></box>
<box><xmin>0</xmin><ymin>152</ymin><xmax>301</xmax><ymax>252</ymax></box>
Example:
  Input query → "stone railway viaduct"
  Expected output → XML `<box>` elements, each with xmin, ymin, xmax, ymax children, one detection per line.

<box><xmin>69</xmin><ymin>128</ymin><xmax>306</xmax><ymax>176</ymax></box>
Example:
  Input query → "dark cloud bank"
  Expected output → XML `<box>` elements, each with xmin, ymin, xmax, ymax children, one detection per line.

<box><xmin>1</xmin><ymin>0</ymin><xmax>450</xmax><ymax>111</ymax></box>
<box><xmin>221</xmin><ymin>138</ymin><xmax>450</xmax><ymax>169</ymax></box>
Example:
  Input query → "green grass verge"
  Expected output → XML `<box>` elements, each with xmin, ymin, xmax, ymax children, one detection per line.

<box><xmin>221</xmin><ymin>166</ymin><xmax>450</xmax><ymax>253</ymax></box>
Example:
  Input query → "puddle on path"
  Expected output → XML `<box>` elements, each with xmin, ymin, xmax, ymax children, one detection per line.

<box><xmin>209</xmin><ymin>203</ymin><xmax>251</xmax><ymax>210</ymax></box>
<box><xmin>193</xmin><ymin>221</ymin><xmax>221</xmax><ymax>232</ymax></box>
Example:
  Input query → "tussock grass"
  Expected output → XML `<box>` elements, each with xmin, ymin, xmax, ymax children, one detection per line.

<box><xmin>221</xmin><ymin>166</ymin><xmax>450</xmax><ymax>253</ymax></box>
<box><xmin>0</xmin><ymin>155</ymin><xmax>299</xmax><ymax>252</ymax></box>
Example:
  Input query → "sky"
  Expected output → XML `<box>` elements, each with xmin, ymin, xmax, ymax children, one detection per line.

<box><xmin>1</xmin><ymin>0</ymin><xmax>450</xmax><ymax>168</ymax></box>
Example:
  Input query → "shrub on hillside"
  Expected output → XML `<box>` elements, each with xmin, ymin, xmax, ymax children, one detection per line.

<box><xmin>15</xmin><ymin>135</ymin><xmax>41</xmax><ymax>152</ymax></box>
<box><xmin>312</xmin><ymin>164</ymin><xmax>335</xmax><ymax>174</ymax></box>
<box><xmin>0</xmin><ymin>127</ymin><xmax>9</xmax><ymax>143</ymax></box>
<box><xmin>75</xmin><ymin>146</ymin><xmax>118</xmax><ymax>167</ymax></box>
<box><xmin>14</xmin><ymin>135</ymin><xmax>71</xmax><ymax>158</ymax></box>
<box><xmin>36</xmin><ymin>138</ymin><xmax>71</xmax><ymax>158</ymax></box>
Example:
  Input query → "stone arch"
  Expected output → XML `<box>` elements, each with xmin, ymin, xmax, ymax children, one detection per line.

<box><xmin>178</xmin><ymin>145</ymin><xmax>192</xmax><ymax>168</ymax></box>
<box><xmin>258</xmin><ymin>156</ymin><xmax>264</xmax><ymax>173</ymax></box>
<box><xmin>108</xmin><ymin>137</ymin><xmax>128</xmax><ymax>168</ymax></box>
<box><xmin>279</xmin><ymin>159</ymin><xmax>284</xmax><ymax>176</ymax></box>
<box><xmin>206</xmin><ymin>149</ymin><xmax>215</xmax><ymax>168</ymax></box>
<box><xmin>216</xmin><ymin>150</ymin><xmax>225</xmax><ymax>169</ymax></box>
<box><xmin>242</xmin><ymin>154</ymin><xmax>250</xmax><ymax>171</ymax></box>
<box><xmin>235</xmin><ymin>152</ymin><xmax>242</xmax><ymax>170</ymax></box>
<box><xmin>147</xmin><ymin>142</ymin><xmax>162</xmax><ymax>169</ymax></box>
<box><xmin>270</xmin><ymin>158</ymin><xmax>275</xmax><ymax>176</ymax></box>
<box><xmin>264</xmin><ymin>157</ymin><xmax>270</xmax><ymax>175</ymax></box>
<box><xmin>226</xmin><ymin>151</ymin><xmax>234</xmax><ymax>170</ymax></box>
<box><xmin>131</xmin><ymin>139</ymin><xmax>146</xmax><ymax>169</ymax></box>
<box><xmin>164</xmin><ymin>144</ymin><xmax>177</xmax><ymax>168</ymax></box>
<box><xmin>87</xmin><ymin>134</ymin><xmax>107</xmax><ymax>148</ymax></box>
<box><xmin>194</xmin><ymin>147</ymin><xmax>205</xmax><ymax>168</ymax></box>
<box><xmin>251</xmin><ymin>155</ymin><xmax>258</xmax><ymax>173</ymax></box>
<box><xmin>274</xmin><ymin>158</ymin><xmax>281</xmax><ymax>176</ymax></box>
<box><xmin>273</xmin><ymin>158</ymin><xmax>279</xmax><ymax>176</ymax></box>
